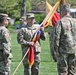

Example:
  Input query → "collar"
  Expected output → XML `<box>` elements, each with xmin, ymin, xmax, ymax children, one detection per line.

<box><xmin>27</xmin><ymin>24</ymin><xmax>36</xmax><ymax>30</ymax></box>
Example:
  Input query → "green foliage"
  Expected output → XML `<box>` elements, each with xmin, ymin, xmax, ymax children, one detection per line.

<box><xmin>7</xmin><ymin>22</ymin><xmax>14</xmax><ymax>29</ymax></box>
<box><xmin>0</xmin><ymin>0</ymin><xmax>22</xmax><ymax>17</ymax></box>
<box><xmin>35</xmin><ymin>14</ymin><xmax>45</xmax><ymax>24</ymax></box>
<box><xmin>15</xmin><ymin>16</ymin><xmax>20</xmax><ymax>22</ymax></box>
<box><xmin>15</xmin><ymin>21</ymin><xmax>20</xmax><ymax>25</ymax></box>
<box><xmin>0</xmin><ymin>0</ymin><xmax>76</xmax><ymax>13</ymax></box>
<box><xmin>0</xmin><ymin>0</ymin><xmax>76</xmax><ymax>23</ymax></box>
<box><xmin>26</xmin><ymin>0</ymin><xmax>32</xmax><ymax>12</ymax></box>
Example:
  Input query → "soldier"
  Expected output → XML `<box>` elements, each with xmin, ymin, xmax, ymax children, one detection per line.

<box><xmin>20</xmin><ymin>16</ymin><xmax>27</xmax><ymax>28</ymax></box>
<box><xmin>26</xmin><ymin>13</ymin><xmax>38</xmax><ymax>24</ymax></box>
<box><xmin>0</xmin><ymin>13</ymin><xmax>12</xmax><ymax>75</ymax></box>
<box><xmin>53</xmin><ymin>3</ymin><xmax>76</xmax><ymax>75</ymax></box>
<box><xmin>17</xmin><ymin>13</ymin><xmax>45</xmax><ymax>75</ymax></box>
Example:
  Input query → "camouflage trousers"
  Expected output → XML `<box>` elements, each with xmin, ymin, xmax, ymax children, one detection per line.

<box><xmin>23</xmin><ymin>52</ymin><xmax>40</xmax><ymax>75</ymax></box>
<box><xmin>57</xmin><ymin>53</ymin><xmax>76</xmax><ymax>75</ymax></box>
<box><xmin>0</xmin><ymin>59</ymin><xmax>11</xmax><ymax>75</ymax></box>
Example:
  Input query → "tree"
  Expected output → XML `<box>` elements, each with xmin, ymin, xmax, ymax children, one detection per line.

<box><xmin>0</xmin><ymin>0</ymin><xmax>76</xmax><ymax>18</ymax></box>
<box><xmin>0</xmin><ymin>0</ymin><xmax>22</xmax><ymax>17</ymax></box>
<box><xmin>20</xmin><ymin>0</ymin><xmax>26</xmax><ymax>17</ymax></box>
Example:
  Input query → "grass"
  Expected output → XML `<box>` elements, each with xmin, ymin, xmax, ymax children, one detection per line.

<box><xmin>10</xmin><ymin>30</ymin><xmax>58</xmax><ymax>75</ymax></box>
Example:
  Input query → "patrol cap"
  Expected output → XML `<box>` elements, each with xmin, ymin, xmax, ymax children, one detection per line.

<box><xmin>20</xmin><ymin>16</ymin><xmax>26</xmax><ymax>21</ymax></box>
<box><xmin>0</xmin><ymin>13</ymin><xmax>10</xmax><ymax>20</ymax></box>
<box><xmin>26</xmin><ymin>13</ymin><xmax>34</xmax><ymax>19</ymax></box>
<box><xmin>62</xmin><ymin>3</ymin><xmax>70</xmax><ymax>12</ymax></box>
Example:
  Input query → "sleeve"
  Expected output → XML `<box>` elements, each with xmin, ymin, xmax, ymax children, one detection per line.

<box><xmin>40</xmin><ymin>29</ymin><xmax>46</xmax><ymax>40</ymax></box>
<box><xmin>50</xmin><ymin>27</ymin><xmax>57</xmax><ymax>62</ymax></box>
<box><xmin>53</xmin><ymin>21</ymin><xmax>62</xmax><ymax>53</ymax></box>
<box><xmin>17</xmin><ymin>29</ymin><xmax>30</xmax><ymax>45</ymax></box>
<box><xmin>2</xmin><ymin>30</ymin><xmax>11</xmax><ymax>59</ymax></box>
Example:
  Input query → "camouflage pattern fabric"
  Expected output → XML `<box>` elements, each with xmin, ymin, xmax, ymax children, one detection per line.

<box><xmin>53</xmin><ymin>16</ymin><xmax>76</xmax><ymax>75</ymax></box>
<box><xmin>0</xmin><ymin>26</ymin><xmax>12</xmax><ymax>75</ymax></box>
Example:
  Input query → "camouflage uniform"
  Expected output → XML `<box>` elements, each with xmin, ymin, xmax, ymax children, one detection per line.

<box><xmin>20</xmin><ymin>16</ymin><xmax>27</xmax><ymax>28</ymax></box>
<box><xmin>49</xmin><ymin>27</ymin><xmax>57</xmax><ymax>62</ymax></box>
<box><xmin>0</xmin><ymin>14</ymin><xmax>12</xmax><ymax>75</ymax></box>
<box><xmin>53</xmin><ymin>14</ymin><xmax>76</xmax><ymax>75</ymax></box>
<box><xmin>17</xmin><ymin>13</ymin><xmax>45</xmax><ymax>75</ymax></box>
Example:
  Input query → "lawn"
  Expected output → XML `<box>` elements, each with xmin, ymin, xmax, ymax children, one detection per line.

<box><xmin>10</xmin><ymin>30</ymin><xmax>58</xmax><ymax>75</ymax></box>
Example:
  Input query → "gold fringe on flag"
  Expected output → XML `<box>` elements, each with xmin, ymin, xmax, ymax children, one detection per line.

<box><xmin>42</xmin><ymin>0</ymin><xmax>61</xmax><ymax>28</ymax></box>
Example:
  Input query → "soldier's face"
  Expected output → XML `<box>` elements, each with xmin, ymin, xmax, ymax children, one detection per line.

<box><xmin>4</xmin><ymin>19</ymin><xmax>9</xmax><ymax>26</ymax></box>
<box><xmin>27</xmin><ymin>18</ymin><xmax>34</xmax><ymax>25</ymax></box>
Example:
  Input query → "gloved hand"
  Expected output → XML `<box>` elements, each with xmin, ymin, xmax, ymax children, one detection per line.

<box><xmin>27</xmin><ymin>42</ymin><xmax>34</xmax><ymax>46</ymax></box>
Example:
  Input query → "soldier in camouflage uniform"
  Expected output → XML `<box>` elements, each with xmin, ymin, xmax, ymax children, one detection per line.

<box><xmin>26</xmin><ymin>13</ymin><xmax>38</xmax><ymax>24</ymax></box>
<box><xmin>17</xmin><ymin>13</ymin><xmax>45</xmax><ymax>75</ymax></box>
<box><xmin>0</xmin><ymin>13</ymin><xmax>12</xmax><ymax>75</ymax></box>
<box><xmin>53</xmin><ymin>3</ymin><xmax>76</xmax><ymax>75</ymax></box>
<box><xmin>20</xmin><ymin>16</ymin><xmax>27</xmax><ymax>28</ymax></box>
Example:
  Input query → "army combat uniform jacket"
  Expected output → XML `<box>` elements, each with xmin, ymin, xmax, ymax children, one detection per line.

<box><xmin>53</xmin><ymin>16</ymin><xmax>76</xmax><ymax>75</ymax></box>
<box><xmin>0</xmin><ymin>26</ymin><xmax>12</xmax><ymax>74</ymax></box>
<box><xmin>17</xmin><ymin>24</ymin><xmax>45</xmax><ymax>53</ymax></box>
<box><xmin>0</xmin><ymin>26</ymin><xmax>12</xmax><ymax>60</ymax></box>
<box><xmin>53</xmin><ymin>16</ymin><xmax>76</xmax><ymax>54</ymax></box>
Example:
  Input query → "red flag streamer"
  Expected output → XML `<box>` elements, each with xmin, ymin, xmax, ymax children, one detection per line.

<box><xmin>28</xmin><ymin>46</ymin><xmax>34</xmax><ymax>66</ymax></box>
<box><xmin>52</xmin><ymin>12</ymin><xmax>60</xmax><ymax>26</ymax></box>
<box><xmin>46</xmin><ymin>0</ymin><xmax>60</xmax><ymax>27</ymax></box>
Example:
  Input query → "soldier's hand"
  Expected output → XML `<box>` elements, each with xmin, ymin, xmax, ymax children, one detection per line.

<box><xmin>40</xmin><ymin>27</ymin><xmax>44</xmax><ymax>31</ymax></box>
<box><xmin>27</xmin><ymin>42</ymin><xmax>34</xmax><ymax>46</ymax></box>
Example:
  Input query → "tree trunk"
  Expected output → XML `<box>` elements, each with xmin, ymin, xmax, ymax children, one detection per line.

<box><xmin>20</xmin><ymin>0</ymin><xmax>26</xmax><ymax>17</ymax></box>
<box><xmin>20</xmin><ymin>0</ymin><xmax>26</xmax><ymax>28</ymax></box>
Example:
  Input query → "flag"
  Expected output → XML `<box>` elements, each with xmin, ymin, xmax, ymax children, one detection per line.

<box><xmin>46</xmin><ymin>0</ymin><xmax>52</xmax><ymax>15</ymax></box>
<box><xmin>28</xmin><ymin>46</ymin><xmax>34</xmax><ymax>66</ymax></box>
<box><xmin>52</xmin><ymin>12</ymin><xmax>60</xmax><ymax>26</ymax></box>
<box><xmin>42</xmin><ymin>0</ymin><xmax>61</xmax><ymax>28</ymax></box>
<box><xmin>28</xmin><ymin>0</ymin><xmax>61</xmax><ymax>67</ymax></box>
<box><xmin>33</xmin><ymin>30</ymin><xmax>41</xmax><ymax>43</ymax></box>
<box><xmin>28</xmin><ymin>29</ymin><xmax>41</xmax><ymax>67</ymax></box>
<box><xmin>46</xmin><ymin>0</ymin><xmax>60</xmax><ymax>26</ymax></box>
